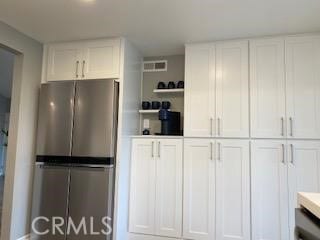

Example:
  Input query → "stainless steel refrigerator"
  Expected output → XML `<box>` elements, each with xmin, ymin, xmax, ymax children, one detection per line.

<box><xmin>31</xmin><ymin>80</ymin><xmax>119</xmax><ymax>240</ymax></box>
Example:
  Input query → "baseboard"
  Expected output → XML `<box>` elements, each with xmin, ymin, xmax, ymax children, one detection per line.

<box><xmin>16</xmin><ymin>234</ymin><xmax>30</xmax><ymax>240</ymax></box>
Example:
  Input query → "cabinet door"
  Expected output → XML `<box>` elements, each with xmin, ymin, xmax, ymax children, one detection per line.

<box><xmin>82</xmin><ymin>39</ymin><xmax>120</xmax><ymax>79</ymax></box>
<box><xmin>250</xmin><ymin>38</ymin><xmax>286</xmax><ymax>138</ymax></box>
<box><xmin>288</xmin><ymin>141</ymin><xmax>320</xmax><ymax>240</ymax></box>
<box><xmin>286</xmin><ymin>36</ymin><xmax>320</xmax><ymax>139</ymax></box>
<box><xmin>129</xmin><ymin>139</ymin><xmax>156</xmax><ymax>235</ymax></box>
<box><xmin>215</xmin><ymin>140</ymin><xmax>250</xmax><ymax>240</ymax></box>
<box><xmin>183</xmin><ymin>138</ymin><xmax>215</xmax><ymax>240</ymax></box>
<box><xmin>185</xmin><ymin>44</ymin><xmax>215</xmax><ymax>137</ymax></box>
<box><xmin>251</xmin><ymin>141</ymin><xmax>289</xmax><ymax>240</ymax></box>
<box><xmin>155</xmin><ymin>139</ymin><xmax>183</xmax><ymax>238</ymax></box>
<box><xmin>215</xmin><ymin>41</ymin><xmax>249</xmax><ymax>138</ymax></box>
<box><xmin>46</xmin><ymin>43</ymin><xmax>82</xmax><ymax>81</ymax></box>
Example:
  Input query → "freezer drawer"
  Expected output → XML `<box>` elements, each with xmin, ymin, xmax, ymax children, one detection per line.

<box><xmin>31</xmin><ymin>165</ymin><xmax>70</xmax><ymax>240</ymax></box>
<box><xmin>36</xmin><ymin>82</ymin><xmax>75</xmax><ymax>156</ymax></box>
<box><xmin>72</xmin><ymin>80</ymin><xmax>119</xmax><ymax>158</ymax></box>
<box><xmin>67</xmin><ymin>166</ymin><xmax>115</xmax><ymax>240</ymax></box>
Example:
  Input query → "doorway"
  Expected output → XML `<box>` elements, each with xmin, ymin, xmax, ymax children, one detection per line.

<box><xmin>0</xmin><ymin>47</ymin><xmax>14</xmax><ymax>230</ymax></box>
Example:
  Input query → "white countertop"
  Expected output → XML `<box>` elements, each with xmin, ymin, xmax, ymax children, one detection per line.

<box><xmin>298</xmin><ymin>192</ymin><xmax>320</xmax><ymax>219</ymax></box>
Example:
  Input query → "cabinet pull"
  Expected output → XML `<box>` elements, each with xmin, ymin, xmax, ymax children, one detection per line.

<box><xmin>289</xmin><ymin>117</ymin><xmax>293</xmax><ymax>136</ymax></box>
<box><xmin>152</xmin><ymin>141</ymin><xmax>154</xmax><ymax>158</ymax></box>
<box><xmin>210</xmin><ymin>142</ymin><xmax>213</xmax><ymax>161</ymax></box>
<box><xmin>158</xmin><ymin>141</ymin><xmax>160</xmax><ymax>158</ymax></box>
<box><xmin>217</xmin><ymin>142</ymin><xmax>222</xmax><ymax>161</ymax></box>
<box><xmin>82</xmin><ymin>60</ymin><xmax>85</xmax><ymax>78</ymax></box>
<box><xmin>281</xmin><ymin>144</ymin><xmax>285</xmax><ymax>164</ymax></box>
<box><xmin>76</xmin><ymin>61</ymin><xmax>79</xmax><ymax>78</ymax></box>
<box><xmin>217</xmin><ymin>118</ymin><xmax>221</xmax><ymax>136</ymax></box>
<box><xmin>290</xmin><ymin>144</ymin><xmax>294</xmax><ymax>165</ymax></box>
<box><xmin>281</xmin><ymin>117</ymin><xmax>284</xmax><ymax>136</ymax></box>
<box><xmin>210</xmin><ymin>118</ymin><xmax>213</xmax><ymax>136</ymax></box>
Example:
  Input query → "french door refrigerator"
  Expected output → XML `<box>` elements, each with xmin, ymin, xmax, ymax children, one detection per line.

<box><xmin>31</xmin><ymin>80</ymin><xmax>119</xmax><ymax>240</ymax></box>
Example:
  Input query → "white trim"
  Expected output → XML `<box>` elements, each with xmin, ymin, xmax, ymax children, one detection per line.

<box><xmin>16</xmin><ymin>234</ymin><xmax>30</xmax><ymax>240</ymax></box>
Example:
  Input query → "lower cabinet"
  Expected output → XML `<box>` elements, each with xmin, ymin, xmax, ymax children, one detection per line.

<box><xmin>129</xmin><ymin>138</ymin><xmax>183</xmax><ymax>238</ymax></box>
<box><xmin>251</xmin><ymin>140</ymin><xmax>320</xmax><ymax>240</ymax></box>
<box><xmin>183</xmin><ymin>138</ymin><xmax>251</xmax><ymax>240</ymax></box>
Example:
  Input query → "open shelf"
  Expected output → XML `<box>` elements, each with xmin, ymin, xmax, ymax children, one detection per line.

<box><xmin>153</xmin><ymin>89</ymin><xmax>184</xmax><ymax>93</ymax></box>
<box><xmin>139</xmin><ymin>109</ymin><xmax>171</xmax><ymax>114</ymax></box>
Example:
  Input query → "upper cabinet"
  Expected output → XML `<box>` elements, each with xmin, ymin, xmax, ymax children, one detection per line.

<box><xmin>250</xmin><ymin>36</ymin><xmax>320</xmax><ymax>139</ymax></box>
<box><xmin>44</xmin><ymin>38</ymin><xmax>121</xmax><ymax>82</ymax></box>
<box><xmin>216</xmin><ymin>41</ymin><xmax>249</xmax><ymax>138</ymax></box>
<box><xmin>185</xmin><ymin>41</ymin><xmax>249</xmax><ymax>138</ymax></box>
<box><xmin>285</xmin><ymin>36</ymin><xmax>320</xmax><ymax>139</ymax></box>
<box><xmin>184</xmin><ymin>44</ymin><xmax>215</xmax><ymax>137</ymax></box>
<box><xmin>250</xmin><ymin>38</ymin><xmax>286</xmax><ymax>138</ymax></box>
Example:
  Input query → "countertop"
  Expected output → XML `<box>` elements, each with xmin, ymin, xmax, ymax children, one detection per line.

<box><xmin>298</xmin><ymin>192</ymin><xmax>320</xmax><ymax>219</ymax></box>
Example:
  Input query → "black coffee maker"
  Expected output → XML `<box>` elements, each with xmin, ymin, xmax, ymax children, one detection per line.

<box><xmin>158</xmin><ymin>109</ymin><xmax>181</xmax><ymax>135</ymax></box>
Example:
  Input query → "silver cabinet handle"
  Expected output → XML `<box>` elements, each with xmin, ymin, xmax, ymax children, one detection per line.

<box><xmin>281</xmin><ymin>117</ymin><xmax>284</xmax><ymax>136</ymax></box>
<box><xmin>158</xmin><ymin>141</ymin><xmax>160</xmax><ymax>158</ymax></box>
<box><xmin>76</xmin><ymin>61</ymin><xmax>79</xmax><ymax>78</ymax></box>
<box><xmin>290</xmin><ymin>144</ymin><xmax>294</xmax><ymax>165</ymax></box>
<box><xmin>151</xmin><ymin>141</ymin><xmax>154</xmax><ymax>158</ymax></box>
<box><xmin>210</xmin><ymin>142</ymin><xmax>213</xmax><ymax>161</ymax></box>
<box><xmin>210</xmin><ymin>118</ymin><xmax>213</xmax><ymax>136</ymax></box>
<box><xmin>217</xmin><ymin>118</ymin><xmax>221</xmax><ymax>136</ymax></box>
<box><xmin>289</xmin><ymin>117</ymin><xmax>293</xmax><ymax>136</ymax></box>
<box><xmin>217</xmin><ymin>142</ymin><xmax>221</xmax><ymax>161</ymax></box>
<box><xmin>281</xmin><ymin>144</ymin><xmax>285</xmax><ymax>164</ymax></box>
<box><xmin>82</xmin><ymin>60</ymin><xmax>85</xmax><ymax>78</ymax></box>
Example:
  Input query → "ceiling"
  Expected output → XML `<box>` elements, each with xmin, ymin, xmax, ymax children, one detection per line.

<box><xmin>0</xmin><ymin>0</ymin><xmax>320</xmax><ymax>56</ymax></box>
<box><xmin>0</xmin><ymin>48</ymin><xmax>14</xmax><ymax>99</ymax></box>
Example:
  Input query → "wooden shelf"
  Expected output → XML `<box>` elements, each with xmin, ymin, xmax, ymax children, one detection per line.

<box><xmin>139</xmin><ymin>109</ymin><xmax>170</xmax><ymax>114</ymax></box>
<box><xmin>153</xmin><ymin>89</ymin><xmax>184</xmax><ymax>93</ymax></box>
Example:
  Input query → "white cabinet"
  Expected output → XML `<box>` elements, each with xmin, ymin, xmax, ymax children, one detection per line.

<box><xmin>250</xmin><ymin>38</ymin><xmax>286</xmax><ymax>138</ymax></box>
<box><xmin>129</xmin><ymin>139</ymin><xmax>156</xmax><ymax>235</ymax></box>
<box><xmin>129</xmin><ymin>138</ymin><xmax>182</xmax><ymax>238</ymax></box>
<box><xmin>183</xmin><ymin>138</ymin><xmax>215</xmax><ymax>240</ymax></box>
<box><xmin>155</xmin><ymin>138</ymin><xmax>183</xmax><ymax>238</ymax></box>
<box><xmin>82</xmin><ymin>39</ymin><xmax>120</xmax><ymax>79</ymax></box>
<box><xmin>250</xmin><ymin>36</ymin><xmax>320</xmax><ymax>139</ymax></box>
<box><xmin>184</xmin><ymin>44</ymin><xmax>215</xmax><ymax>137</ymax></box>
<box><xmin>183</xmin><ymin>139</ymin><xmax>250</xmax><ymax>240</ymax></box>
<box><xmin>287</xmin><ymin>141</ymin><xmax>320</xmax><ymax>240</ymax></box>
<box><xmin>285</xmin><ymin>36</ymin><xmax>320</xmax><ymax>139</ymax></box>
<box><xmin>251</xmin><ymin>140</ymin><xmax>290</xmax><ymax>240</ymax></box>
<box><xmin>185</xmin><ymin>41</ymin><xmax>249</xmax><ymax>138</ymax></box>
<box><xmin>216</xmin><ymin>41</ymin><xmax>249</xmax><ymax>138</ymax></box>
<box><xmin>46</xmin><ymin>43</ymin><xmax>83</xmax><ymax>81</ymax></box>
<box><xmin>215</xmin><ymin>140</ymin><xmax>250</xmax><ymax>240</ymax></box>
<box><xmin>45</xmin><ymin>38</ymin><xmax>121</xmax><ymax>81</ymax></box>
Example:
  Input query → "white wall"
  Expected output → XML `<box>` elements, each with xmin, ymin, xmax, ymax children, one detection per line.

<box><xmin>0</xmin><ymin>21</ymin><xmax>43</xmax><ymax>240</ymax></box>
<box><xmin>113</xmin><ymin>39</ymin><xmax>142</xmax><ymax>240</ymax></box>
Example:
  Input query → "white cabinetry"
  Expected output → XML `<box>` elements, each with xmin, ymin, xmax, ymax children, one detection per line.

<box><xmin>183</xmin><ymin>139</ymin><xmax>250</xmax><ymax>240</ymax></box>
<box><xmin>285</xmin><ymin>36</ymin><xmax>320</xmax><ymax>139</ymax></box>
<box><xmin>129</xmin><ymin>138</ymin><xmax>182</xmax><ymax>238</ymax></box>
<box><xmin>251</xmin><ymin>140</ymin><xmax>290</xmax><ymax>240</ymax></box>
<box><xmin>184</xmin><ymin>44</ymin><xmax>215</xmax><ymax>137</ymax></box>
<box><xmin>250</xmin><ymin>36</ymin><xmax>320</xmax><ymax>139</ymax></box>
<box><xmin>216</xmin><ymin>41</ymin><xmax>249</xmax><ymax>138</ymax></box>
<box><xmin>250</xmin><ymin>38</ymin><xmax>286</xmax><ymax>138</ymax></box>
<box><xmin>45</xmin><ymin>38</ymin><xmax>120</xmax><ymax>81</ymax></box>
<box><xmin>185</xmin><ymin>41</ymin><xmax>249</xmax><ymax>138</ymax></box>
<box><xmin>183</xmin><ymin>138</ymin><xmax>215</xmax><ymax>240</ymax></box>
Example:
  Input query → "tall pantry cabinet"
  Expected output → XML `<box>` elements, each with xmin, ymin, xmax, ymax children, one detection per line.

<box><xmin>250</xmin><ymin>35</ymin><xmax>320</xmax><ymax>240</ymax></box>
